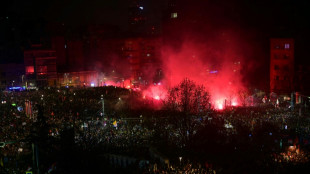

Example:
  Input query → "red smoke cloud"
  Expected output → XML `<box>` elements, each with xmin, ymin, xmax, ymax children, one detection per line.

<box><xmin>157</xmin><ymin>31</ymin><xmax>247</xmax><ymax>109</ymax></box>
<box><xmin>142</xmin><ymin>84</ymin><xmax>167</xmax><ymax>101</ymax></box>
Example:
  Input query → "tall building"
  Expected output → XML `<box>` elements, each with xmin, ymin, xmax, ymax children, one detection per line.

<box><xmin>51</xmin><ymin>36</ymin><xmax>84</xmax><ymax>72</ymax></box>
<box><xmin>51</xmin><ymin>36</ymin><xmax>67</xmax><ymax>70</ymax></box>
<box><xmin>24</xmin><ymin>44</ymin><xmax>58</xmax><ymax>87</ymax></box>
<box><xmin>122</xmin><ymin>37</ymin><xmax>162</xmax><ymax>87</ymax></box>
<box><xmin>270</xmin><ymin>38</ymin><xmax>294</xmax><ymax>94</ymax></box>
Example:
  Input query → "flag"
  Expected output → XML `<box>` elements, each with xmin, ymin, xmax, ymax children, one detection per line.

<box><xmin>25</xmin><ymin>100</ymin><xmax>32</xmax><ymax>118</ymax></box>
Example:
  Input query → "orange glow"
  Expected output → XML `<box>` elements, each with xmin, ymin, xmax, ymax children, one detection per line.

<box><xmin>288</xmin><ymin>146</ymin><xmax>296</xmax><ymax>152</ymax></box>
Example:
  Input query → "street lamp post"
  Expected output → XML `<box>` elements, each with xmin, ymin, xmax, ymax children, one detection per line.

<box><xmin>179</xmin><ymin>156</ymin><xmax>182</xmax><ymax>166</ymax></box>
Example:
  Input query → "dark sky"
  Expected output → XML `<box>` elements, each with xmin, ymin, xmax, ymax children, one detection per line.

<box><xmin>1</xmin><ymin>0</ymin><xmax>307</xmax><ymax>32</ymax></box>
<box><xmin>1</xmin><ymin>0</ymin><xmax>165</xmax><ymax>28</ymax></box>
<box><xmin>0</xmin><ymin>0</ymin><xmax>309</xmax><ymax>64</ymax></box>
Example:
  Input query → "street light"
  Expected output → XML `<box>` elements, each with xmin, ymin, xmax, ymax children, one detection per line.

<box><xmin>179</xmin><ymin>156</ymin><xmax>182</xmax><ymax>166</ymax></box>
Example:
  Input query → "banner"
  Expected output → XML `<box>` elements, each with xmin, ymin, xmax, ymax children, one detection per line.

<box><xmin>25</xmin><ymin>100</ymin><xmax>32</xmax><ymax>118</ymax></box>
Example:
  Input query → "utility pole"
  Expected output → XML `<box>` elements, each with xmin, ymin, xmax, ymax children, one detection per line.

<box><xmin>291</xmin><ymin>92</ymin><xmax>295</xmax><ymax>111</ymax></box>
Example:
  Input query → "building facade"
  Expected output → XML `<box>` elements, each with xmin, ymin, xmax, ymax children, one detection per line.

<box><xmin>24</xmin><ymin>44</ymin><xmax>58</xmax><ymax>88</ymax></box>
<box><xmin>58</xmin><ymin>71</ymin><xmax>99</xmax><ymax>87</ymax></box>
<box><xmin>270</xmin><ymin>38</ymin><xmax>294</xmax><ymax>95</ymax></box>
<box><xmin>121</xmin><ymin>37</ymin><xmax>162</xmax><ymax>87</ymax></box>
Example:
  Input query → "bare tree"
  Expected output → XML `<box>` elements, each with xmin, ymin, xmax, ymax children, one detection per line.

<box><xmin>164</xmin><ymin>78</ymin><xmax>210</xmax><ymax>146</ymax></box>
<box><xmin>165</xmin><ymin>78</ymin><xmax>210</xmax><ymax>115</ymax></box>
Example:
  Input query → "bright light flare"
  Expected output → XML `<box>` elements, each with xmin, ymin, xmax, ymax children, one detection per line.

<box><xmin>214</xmin><ymin>96</ymin><xmax>239</xmax><ymax>110</ymax></box>
<box><xmin>215</xmin><ymin>99</ymin><xmax>224</xmax><ymax>110</ymax></box>
<box><xmin>232</xmin><ymin>101</ymin><xmax>238</xmax><ymax>106</ymax></box>
<box><xmin>154</xmin><ymin>96</ymin><xmax>160</xmax><ymax>100</ymax></box>
<box><xmin>142</xmin><ymin>85</ymin><xmax>167</xmax><ymax>103</ymax></box>
<box><xmin>217</xmin><ymin>103</ymin><xmax>223</xmax><ymax>110</ymax></box>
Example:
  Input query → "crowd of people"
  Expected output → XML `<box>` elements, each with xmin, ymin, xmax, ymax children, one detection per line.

<box><xmin>0</xmin><ymin>87</ymin><xmax>310</xmax><ymax>173</ymax></box>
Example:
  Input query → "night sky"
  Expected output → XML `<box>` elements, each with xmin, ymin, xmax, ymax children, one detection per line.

<box><xmin>0</xmin><ymin>0</ymin><xmax>309</xmax><ymax>65</ymax></box>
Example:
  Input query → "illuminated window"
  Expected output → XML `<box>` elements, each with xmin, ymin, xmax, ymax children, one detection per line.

<box><xmin>285</xmin><ymin>43</ymin><xmax>290</xmax><ymax>49</ymax></box>
<box><xmin>171</xmin><ymin>12</ymin><xmax>178</xmax><ymax>18</ymax></box>
<box><xmin>25</xmin><ymin>66</ymin><xmax>34</xmax><ymax>74</ymax></box>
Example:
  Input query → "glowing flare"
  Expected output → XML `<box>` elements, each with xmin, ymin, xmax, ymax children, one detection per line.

<box><xmin>217</xmin><ymin>104</ymin><xmax>223</xmax><ymax>110</ymax></box>
<box><xmin>154</xmin><ymin>96</ymin><xmax>160</xmax><ymax>100</ymax></box>
<box><xmin>142</xmin><ymin>85</ymin><xmax>167</xmax><ymax>103</ymax></box>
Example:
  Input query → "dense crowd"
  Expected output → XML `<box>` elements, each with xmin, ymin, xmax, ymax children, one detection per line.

<box><xmin>1</xmin><ymin>87</ymin><xmax>310</xmax><ymax>173</ymax></box>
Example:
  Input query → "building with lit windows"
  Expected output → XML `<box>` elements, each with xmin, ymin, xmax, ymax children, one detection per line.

<box><xmin>58</xmin><ymin>71</ymin><xmax>99</xmax><ymax>87</ymax></box>
<box><xmin>270</xmin><ymin>38</ymin><xmax>294</xmax><ymax>94</ymax></box>
<box><xmin>122</xmin><ymin>37</ymin><xmax>162</xmax><ymax>87</ymax></box>
<box><xmin>24</xmin><ymin>44</ymin><xmax>58</xmax><ymax>88</ymax></box>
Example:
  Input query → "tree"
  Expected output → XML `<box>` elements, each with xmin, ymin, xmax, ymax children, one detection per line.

<box><xmin>164</xmin><ymin>78</ymin><xmax>210</xmax><ymax>147</ymax></box>
<box><xmin>165</xmin><ymin>78</ymin><xmax>210</xmax><ymax>115</ymax></box>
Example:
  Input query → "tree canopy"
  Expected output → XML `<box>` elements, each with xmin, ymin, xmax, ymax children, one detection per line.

<box><xmin>165</xmin><ymin>78</ymin><xmax>210</xmax><ymax>115</ymax></box>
